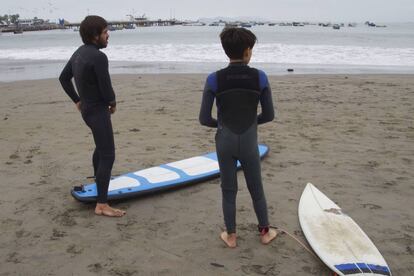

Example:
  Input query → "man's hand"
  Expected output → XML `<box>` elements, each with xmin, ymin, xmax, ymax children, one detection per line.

<box><xmin>76</xmin><ymin>101</ymin><xmax>81</xmax><ymax>112</ymax></box>
<box><xmin>109</xmin><ymin>105</ymin><xmax>116</xmax><ymax>114</ymax></box>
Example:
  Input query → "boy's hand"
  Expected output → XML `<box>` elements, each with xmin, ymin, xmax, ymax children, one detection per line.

<box><xmin>76</xmin><ymin>101</ymin><xmax>81</xmax><ymax>112</ymax></box>
<box><xmin>109</xmin><ymin>105</ymin><xmax>116</xmax><ymax>114</ymax></box>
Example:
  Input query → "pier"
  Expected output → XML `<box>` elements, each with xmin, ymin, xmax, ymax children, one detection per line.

<box><xmin>0</xmin><ymin>16</ymin><xmax>183</xmax><ymax>34</ymax></box>
<box><xmin>1</xmin><ymin>24</ymin><xmax>64</xmax><ymax>33</ymax></box>
<box><xmin>64</xmin><ymin>19</ymin><xmax>182</xmax><ymax>29</ymax></box>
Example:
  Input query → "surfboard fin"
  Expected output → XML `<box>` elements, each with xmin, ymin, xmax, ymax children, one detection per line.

<box><xmin>73</xmin><ymin>185</ymin><xmax>85</xmax><ymax>192</ymax></box>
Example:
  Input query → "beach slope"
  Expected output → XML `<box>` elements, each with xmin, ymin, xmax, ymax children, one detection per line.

<box><xmin>0</xmin><ymin>74</ymin><xmax>413</xmax><ymax>275</ymax></box>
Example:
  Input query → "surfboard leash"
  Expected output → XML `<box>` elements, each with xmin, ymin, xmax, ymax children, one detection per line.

<box><xmin>269</xmin><ymin>226</ymin><xmax>318</xmax><ymax>259</ymax></box>
<box><xmin>270</xmin><ymin>226</ymin><xmax>339</xmax><ymax>275</ymax></box>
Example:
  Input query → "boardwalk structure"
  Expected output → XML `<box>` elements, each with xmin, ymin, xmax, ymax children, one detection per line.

<box><xmin>1</xmin><ymin>24</ymin><xmax>64</xmax><ymax>33</ymax></box>
<box><xmin>65</xmin><ymin>19</ymin><xmax>183</xmax><ymax>29</ymax></box>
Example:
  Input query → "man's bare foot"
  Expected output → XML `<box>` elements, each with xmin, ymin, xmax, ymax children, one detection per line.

<box><xmin>95</xmin><ymin>203</ymin><xmax>126</xmax><ymax>217</ymax></box>
<box><xmin>220</xmin><ymin>231</ymin><xmax>237</xmax><ymax>248</ymax></box>
<box><xmin>260</xmin><ymin>228</ymin><xmax>278</xmax><ymax>245</ymax></box>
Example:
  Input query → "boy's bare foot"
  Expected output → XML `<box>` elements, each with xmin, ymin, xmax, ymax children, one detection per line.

<box><xmin>260</xmin><ymin>228</ymin><xmax>278</xmax><ymax>245</ymax></box>
<box><xmin>220</xmin><ymin>231</ymin><xmax>237</xmax><ymax>248</ymax></box>
<box><xmin>95</xmin><ymin>203</ymin><xmax>126</xmax><ymax>217</ymax></box>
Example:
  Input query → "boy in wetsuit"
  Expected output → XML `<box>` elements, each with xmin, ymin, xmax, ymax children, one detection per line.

<box><xmin>199</xmin><ymin>28</ymin><xmax>277</xmax><ymax>247</ymax></box>
<box><xmin>59</xmin><ymin>16</ymin><xmax>125</xmax><ymax>217</ymax></box>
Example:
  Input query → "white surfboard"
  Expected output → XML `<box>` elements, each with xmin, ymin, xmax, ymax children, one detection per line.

<box><xmin>298</xmin><ymin>183</ymin><xmax>391</xmax><ymax>276</ymax></box>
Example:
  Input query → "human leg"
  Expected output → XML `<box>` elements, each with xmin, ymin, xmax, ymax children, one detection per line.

<box><xmin>242</xmin><ymin>155</ymin><xmax>277</xmax><ymax>244</ymax></box>
<box><xmin>216</xmin><ymin>127</ymin><xmax>239</xmax><ymax>246</ymax></box>
<box><xmin>83</xmin><ymin>106</ymin><xmax>125</xmax><ymax>217</ymax></box>
<box><xmin>92</xmin><ymin>148</ymin><xmax>99</xmax><ymax>177</ymax></box>
<box><xmin>239</xmin><ymin>125</ymin><xmax>277</xmax><ymax>244</ymax></box>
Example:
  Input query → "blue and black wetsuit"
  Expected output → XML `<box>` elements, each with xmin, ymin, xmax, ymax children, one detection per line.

<box><xmin>59</xmin><ymin>44</ymin><xmax>116</xmax><ymax>203</ymax></box>
<box><xmin>199</xmin><ymin>62</ymin><xmax>275</xmax><ymax>234</ymax></box>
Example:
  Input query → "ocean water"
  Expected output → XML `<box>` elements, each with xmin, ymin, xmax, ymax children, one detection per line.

<box><xmin>1</xmin><ymin>23</ymin><xmax>414</xmax><ymax>81</ymax></box>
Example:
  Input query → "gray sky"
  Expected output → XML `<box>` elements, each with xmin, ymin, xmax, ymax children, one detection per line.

<box><xmin>1</xmin><ymin>0</ymin><xmax>414</xmax><ymax>23</ymax></box>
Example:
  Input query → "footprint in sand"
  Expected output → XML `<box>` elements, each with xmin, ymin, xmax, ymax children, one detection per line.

<box><xmin>116</xmin><ymin>219</ymin><xmax>137</xmax><ymax>232</ymax></box>
<box><xmin>301</xmin><ymin>265</ymin><xmax>323</xmax><ymax>274</ymax></box>
<box><xmin>145</xmin><ymin>146</ymin><xmax>156</xmax><ymax>152</ymax></box>
<box><xmin>15</xmin><ymin>229</ymin><xmax>30</xmax><ymax>238</ymax></box>
<box><xmin>9</xmin><ymin>153</ymin><xmax>19</xmax><ymax>160</ymax></box>
<box><xmin>294</xmin><ymin>229</ymin><xmax>304</xmax><ymax>237</ymax></box>
<box><xmin>66</xmin><ymin>244</ymin><xmax>83</xmax><ymax>256</ymax></box>
<box><xmin>210</xmin><ymin>262</ymin><xmax>225</xmax><ymax>268</ymax></box>
<box><xmin>155</xmin><ymin>106</ymin><xmax>166</xmax><ymax>114</ymax></box>
<box><xmin>361</xmin><ymin>203</ymin><xmax>382</xmax><ymax>210</ymax></box>
<box><xmin>402</xmin><ymin>224</ymin><xmax>414</xmax><ymax>233</ymax></box>
<box><xmin>402</xmin><ymin>158</ymin><xmax>412</xmax><ymax>165</ymax></box>
<box><xmin>366</xmin><ymin>160</ymin><xmax>380</xmax><ymax>168</ymax></box>
<box><xmin>242</xmin><ymin>264</ymin><xmax>276</xmax><ymax>275</ymax></box>
<box><xmin>53</xmin><ymin>209</ymin><xmax>77</xmax><ymax>227</ymax></box>
<box><xmin>108</xmin><ymin>268</ymin><xmax>138</xmax><ymax>276</ymax></box>
<box><xmin>383</xmin><ymin>181</ymin><xmax>397</xmax><ymax>188</ymax></box>
<box><xmin>88</xmin><ymin>263</ymin><xmax>103</xmax><ymax>273</ymax></box>
<box><xmin>50</xmin><ymin>228</ymin><xmax>67</xmax><ymax>240</ymax></box>
<box><xmin>6</xmin><ymin>252</ymin><xmax>21</xmax><ymax>264</ymax></box>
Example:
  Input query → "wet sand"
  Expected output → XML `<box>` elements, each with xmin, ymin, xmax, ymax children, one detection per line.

<box><xmin>0</xmin><ymin>74</ymin><xmax>413</xmax><ymax>275</ymax></box>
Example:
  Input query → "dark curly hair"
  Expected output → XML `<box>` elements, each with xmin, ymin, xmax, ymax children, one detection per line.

<box><xmin>79</xmin><ymin>15</ymin><xmax>108</xmax><ymax>44</ymax></box>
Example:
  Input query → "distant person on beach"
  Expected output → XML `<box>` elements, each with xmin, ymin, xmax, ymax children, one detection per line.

<box><xmin>59</xmin><ymin>15</ymin><xmax>125</xmax><ymax>217</ymax></box>
<box><xmin>199</xmin><ymin>27</ymin><xmax>276</xmax><ymax>247</ymax></box>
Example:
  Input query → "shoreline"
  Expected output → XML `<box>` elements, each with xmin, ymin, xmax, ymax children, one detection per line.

<box><xmin>0</xmin><ymin>74</ymin><xmax>413</xmax><ymax>275</ymax></box>
<box><xmin>1</xmin><ymin>58</ymin><xmax>414</xmax><ymax>82</ymax></box>
<box><xmin>2</xmin><ymin>72</ymin><xmax>414</xmax><ymax>84</ymax></box>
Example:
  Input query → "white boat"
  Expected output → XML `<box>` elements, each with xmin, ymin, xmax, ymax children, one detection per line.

<box><xmin>182</xmin><ymin>21</ymin><xmax>206</xmax><ymax>26</ymax></box>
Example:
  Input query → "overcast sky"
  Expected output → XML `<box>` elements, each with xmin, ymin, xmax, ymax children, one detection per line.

<box><xmin>2</xmin><ymin>0</ymin><xmax>414</xmax><ymax>23</ymax></box>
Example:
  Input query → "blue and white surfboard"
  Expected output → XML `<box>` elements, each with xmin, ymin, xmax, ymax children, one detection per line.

<box><xmin>71</xmin><ymin>144</ymin><xmax>269</xmax><ymax>202</ymax></box>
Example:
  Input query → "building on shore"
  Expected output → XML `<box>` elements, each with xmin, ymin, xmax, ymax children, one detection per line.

<box><xmin>17</xmin><ymin>18</ymin><xmax>47</xmax><ymax>26</ymax></box>
<box><xmin>1</xmin><ymin>17</ymin><xmax>64</xmax><ymax>33</ymax></box>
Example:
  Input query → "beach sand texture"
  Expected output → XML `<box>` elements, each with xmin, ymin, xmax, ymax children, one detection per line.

<box><xmin>1</xmin><ymin>74</ymin><xmax>413</xmax><ymax>275</ymax></box>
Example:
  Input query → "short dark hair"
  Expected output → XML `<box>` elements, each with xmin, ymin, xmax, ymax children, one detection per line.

<box><xmin>79</xmin><ymin>15</ymin><xmax>108</xmax><ymax>44</ymax></box>
<box><xmin>220</xmin><ymin>28</ymin><xmax>257</xmax><ymax>59</ymax></box>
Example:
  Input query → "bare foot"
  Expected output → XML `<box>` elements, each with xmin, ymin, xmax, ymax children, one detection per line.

<box><xmin>220</xmin><ymin>231</ymin><xmax>237</xmax><ymax>248</ymax></box>
<box><xmin>260</xmin><ymin>228</ymin><xmax>278</xmax><ymax>245</ymax></box>
<box><xmin>95</xmin><ymin>203</ymin><xmax>126</xmax><ymax>217</ymax></box>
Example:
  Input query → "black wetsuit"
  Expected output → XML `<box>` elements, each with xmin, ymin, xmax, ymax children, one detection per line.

<box><xmin>199</xmin><ymin>63</ymin><xmax>275</xmax><ymax>234</ymax></box>
<box><xmin>59</xmin><ymin>44</ymin><xmax>116</xmax><ymax>203</ymax></box>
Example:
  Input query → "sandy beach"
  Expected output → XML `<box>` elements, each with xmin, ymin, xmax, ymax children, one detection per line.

<box><xmin>0</xmin><ymin>74</ymin><xmax>413</xmax><ymax>275</ymax></box>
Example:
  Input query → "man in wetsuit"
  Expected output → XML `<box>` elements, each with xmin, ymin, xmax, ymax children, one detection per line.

<box><xmin>199</xmin><ymin>27</ymin><xmax>277</xmax><ymax>247</ymax></box>
<box><xmin>59</xmin><ymin>15</ymin><xmax>125</xmax><ymax>217</ymax></box>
